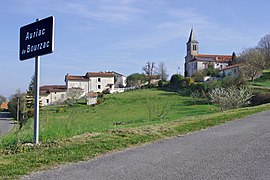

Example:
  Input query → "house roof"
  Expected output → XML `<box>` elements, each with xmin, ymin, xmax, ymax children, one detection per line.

<box><xmin>87</xmin><ymin>92</ymin><xmax>98</xmax><ymax>97</ymax></box>
<box><xmin>220</xmin><ymin>64</ymin><xmax>242</xmax><ymax>71</ymax></box>
<box><xmin>190</xmin><ymin>54</ymin><xmax>232</xmax><ymax>63</ymax></box>
<box><xmin>40</xmin><ymin>85</ymin><xmax>67</xmax><ymax>95</ymax></box>
<box><xmin>106</xmin><ymin>71</ymin><xmax>125</xmax><ymax>77</ymax></box>
<box><xmin>85</xmin><ymin>72</ymin><xmax>114</xmax><ymax>77</ymax></box>
<box><xmin>65</xmin><ymin>75</ymin><xmax>88</xmax><ymax>81</ymax></box>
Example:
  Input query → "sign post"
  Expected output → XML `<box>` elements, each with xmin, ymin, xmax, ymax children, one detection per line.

<box><xmin>20</xmin><ymin>16</ymin><xmax>55</xmax><ymax>144</ymax></box>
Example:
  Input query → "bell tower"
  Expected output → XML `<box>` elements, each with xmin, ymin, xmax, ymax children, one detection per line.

<box><xmin>184</xmin><ymin>28</ymin><xmax>199</xmax><ymax>77</ymax></box>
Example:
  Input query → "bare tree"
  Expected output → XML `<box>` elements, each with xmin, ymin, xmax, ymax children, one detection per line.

<box><xmin>66</xmin><ymin>87</ymin><xmax>84</xmax><ymax>106</ymax></box>
<box><xmin>157</xmin><ymin>62</ymin><xmax>168</xmax><ymax>81</ymax></box>
<box><xmin>258</xmin><ymin>34</ymin><xmax>270</xmax><ymax>68</ymax></box>
<box><xmin>142</xmin><ymin>61</ymin><xmax>157</xmax><ymax>85</ymax></box>
<box><xmin>239</xmin><ymin>48</ymin><xmax>265</xmax><ymax>82</ymax></box>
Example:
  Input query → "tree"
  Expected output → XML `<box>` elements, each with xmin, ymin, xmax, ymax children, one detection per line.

<box><xmin>142</xmin><ymin>61</ymin><xmax>157</xmax><ymax>85</ymax></box>
<box><xmin>8</xmin><ymin>90</ymin><xmax>28</xmax><ymax>128</ymax></box>
<box><xmin>239</xmin><ymin>48</ymin><xmax>265</xmax><ymax>82</ymax></box>
<box><xmin>66</xmin><ymin>87</ymin><xmax>84</xmax><ymax>106</ymax></box>
<box><xmin>126</xmin><ymin>73</ymin><xmax>146</xmax><ymax>88</ymax></box>
<box><xmin>26</xmin><ymin>75</ymin><xmax>35</xmax><ymax>109</ymax></box>
<box><xmin>258</xmin><ymin>34</ymin><xmax>270</xmax><ymax>68</ymax></box>
<box><xmin>0</xmin><ymin>95</ymin><xmax>6</xmax><ymax>105</ymax></box>
<box><xmin>170</xmin><ymin>74</ymin><xmax>184</xmax><ymax>90</ymax></box>
<box><xmin>191</xmin><ymin>69</ymin><xmax>207</xmax><ymax>82</ymax></box>
<box><xmin>157</xmin><ymin>62</ymin><xmax>168</xmax><ymax>81</ymax></box>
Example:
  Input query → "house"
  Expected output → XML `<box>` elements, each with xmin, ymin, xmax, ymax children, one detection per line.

<box><xmin>40</xmin><ymin>85</ymin><xmax>67</xmax><ymax>106</ymax></box>
<box><xmin>86</xmin><ymin>92</ymin><xmax>98</xmax><ymax>105</ymax></box>
<box><xmin>40</xmin><ymin>71</ymin><xmax>126</xmax><ymax>106</ymax></box>
<box><xmin>65</xmin><ymin>72</ymin><xmax>115</xmax><ymax>95</ymax></box>
<box><xmin>184</xmin><ymin>28</ymin><xmax>233</xmax><ymax>77</ymax></box>
<box><xmin>219</xmin><ymin>64</ymin><xmax>242</xmax><ymax>77</ymax></box>
<box><xmin>106</xmin><ymin>71</ymin><xmax>127</xmax><ymax>88</ymax></box>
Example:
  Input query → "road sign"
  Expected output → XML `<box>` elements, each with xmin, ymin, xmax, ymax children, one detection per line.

<box><xmin>19</xmin><ymin>16</ymin><xmax>55</xmax><ymax>61</ymax></box>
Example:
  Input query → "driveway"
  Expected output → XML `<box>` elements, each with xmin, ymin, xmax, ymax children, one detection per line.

<box><xmin>22</xmin><ymin>110</ymin><xmax>270</xmax><ymax>180</ymax></box>
<box><xmin>0</xmin><ymin>112</ymin><xmax>14</xmax><ymax>136</ymax></box>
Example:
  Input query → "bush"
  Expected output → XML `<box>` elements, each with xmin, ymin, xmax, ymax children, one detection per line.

<box><xmin>206</xmin><ymin>80</ymin><xmax>222</xmax><ymax>91</ymax></box>
<box><xmin>56</xmin><ymin>107</ymin><xmax>66</xmax><ymax>113</ymax></box>
<box><xmin>222</xmin><ymin>76</ymin><xmax>247</xmax><ymax>87</ymax></box>
<box><xmin>190</xmin><ymin>83</ymin><xmax>207</xmax><ymax>92</ymax></box>
<box><xmin>102</xmin><ymin>88</ymin><xmax>110</xmax><ymax>94</ymax></box>
<box><xmin>251</xmin><ymin>92</ymin><xmax>270</xmax><ymax>105</ymax></box>
<box><xmin>27</xmin><ymin>108</ymin><xmax>34</xmax><ymax>118</ymax></box>
<box><xmin>209</xmin><ymin>86</ymin><xmax>253</xmax><ymax>111</ymax></box>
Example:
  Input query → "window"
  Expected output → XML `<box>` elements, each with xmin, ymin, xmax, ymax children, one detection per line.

<box><xmin>46</xmin><ymin>99</ymin><xmax>49</xmax><ymax>104</ymax></box>
<box><xmin>98</xmin><ymin>78</ymin><xmax>101</xmax><ymax>82</ymax></box>
<box><xmin>98</xmin><ymin>85</ymin><xmax>101</xmax><ymax>89</ymax></box>
<box><xmin>193</xmin><ymin>45</ymin><xmax>197</xmax><ymax>51</ymax></box>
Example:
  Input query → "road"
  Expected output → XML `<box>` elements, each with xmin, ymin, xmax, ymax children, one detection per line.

<box><xmin>22</xmin><ymin>110</ymin><xmax>270</xmax><ymax>180</ymax></box>
<box><xmin>0</xmin><ymin>112</ymin><xmax>14</xmax><ymax>136</ymax></box>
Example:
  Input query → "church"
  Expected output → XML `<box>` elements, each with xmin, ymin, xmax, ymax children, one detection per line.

<box><xmin>184</xmin><ymin>28</ymin><xmax>233</xmax><ymax>77</ymax></box>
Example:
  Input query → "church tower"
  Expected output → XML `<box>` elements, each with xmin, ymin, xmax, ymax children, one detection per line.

<box><xmin>184</xmin><ymin>28</ymin><xmax>199</xmax><ymax>77</ymax></box>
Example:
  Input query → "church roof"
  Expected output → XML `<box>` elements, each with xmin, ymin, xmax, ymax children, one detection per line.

<box><xmin>187</xmin><ymin>28</ymin><xmax>199</xmax><ymax>44</ymax></box>
<box><xmin>190</xmin><ymin>54</ymin><xmax>232</xmax><ymax>63</ymax></box>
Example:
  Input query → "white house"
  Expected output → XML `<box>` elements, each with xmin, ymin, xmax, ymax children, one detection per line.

<box><xmin>65</xmin><ymin>72</ymin><xmax>115</xmax><ymax>95</ymax></box>
<box><xmin>184</xmin><ymin>28</ymin><xmax>233</xmax><ymax>77</ymax></box>
<box><xmin>219</xmin><ymin>64</ymin><xmax>242</xmax><ymax>77</ymax></box>
<box><xmin>40</xmin><ymin>71</ymin><xmax>127</xmax><ymax>106</ymax></box>
<box><xmin>107</xmin><ymin>71</ymin><xmax>127</xmax><ymax>88</ymax></box>
<box><xmin>40</xmin><ymin>85</ymin><xmax>67</xmax><ymax>106</ymax></box>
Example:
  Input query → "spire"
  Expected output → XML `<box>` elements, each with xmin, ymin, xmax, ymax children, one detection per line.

<box><xmin>187</xmin><ymin>28</ymin><xmax>198</xmax><ymax>44</ymax></box>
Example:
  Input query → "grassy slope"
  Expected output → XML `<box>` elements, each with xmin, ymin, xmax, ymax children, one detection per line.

<box><xmin>1</xmin><ymin>89</ymin><xmax>270</xmax><ymax>178</ymax></box>
<box><xmin>4</xmin><ymin>89</ymin><xmax>218</xmax><ymax>144</ymax></box>
<box><xmin>250</xmin><ymin>70</ymin><xmax>270</xmax><ymax>88</ymax></box>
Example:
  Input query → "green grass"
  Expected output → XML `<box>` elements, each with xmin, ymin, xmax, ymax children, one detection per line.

<box><xmin>1</xmin><ymin>89</ymin><xmax>270</xmax><ymax>179</ymax></box>
<box><xmin>250</xmin><ymin>69</ymin><xmax>270</xmax><ymax>87</ymax></box>
<box><xmin>2</xmin><ymin>89</ymin><xmax>218</xmax><ymax>145</ymax></box>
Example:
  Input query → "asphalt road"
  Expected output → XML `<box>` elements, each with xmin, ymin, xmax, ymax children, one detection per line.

<box><xmin>0</xmin><ymin>112</ymin><xmax>14</xmax><ymax>136</ymax></box>
<box><xmin>22</xmin><ymin>110</ymin><xmax>270</xmax><ymax>180</ymax></box>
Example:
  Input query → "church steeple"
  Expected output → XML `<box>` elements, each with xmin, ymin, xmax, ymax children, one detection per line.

<box><xmin>187</xmin><ymin>28</ymin><xmax>198</xmax><ymax>44</ymax></box>
<box><xmin>186</xmin><ymin>28</ymin><xmax>199</xmax><ymax>56</ymax></box>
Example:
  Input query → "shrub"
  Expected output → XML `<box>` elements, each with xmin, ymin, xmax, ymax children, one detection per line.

<box><xmin>222</xmin><ymin>76</ymin><xmax>247</xmax><ymax>87</ymax></box>
<box><xmin>209</xmin><ymin>86</ymin><xmax>253</xmax><ymax>111</ymax></box>
<box><xmin>102</xmin><ymin>88</ymin><xmax>110</xmax><ymax>94</ymax></box>
<box><xmin>27</xmin><ymin>108</ymin><xmax>34</xmax><ymax>118</ymax></box>
<box><xmin>56</xmin><ymin>107</ymin><xmax>66</xmax><ymax>113</ymax></box>
<box><xmin>251</xmin><ymin>92</ymin><xmax>270</xmax><ymax>105</ymax></box>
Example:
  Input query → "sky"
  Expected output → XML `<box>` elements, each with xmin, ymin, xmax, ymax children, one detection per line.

<box><xmin>1</xmin><ymin>0</ymin><xmax>269</xmax><ymax>98</ymax></box>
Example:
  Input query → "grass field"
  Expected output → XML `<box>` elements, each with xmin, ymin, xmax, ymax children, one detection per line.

<box><xmin>1</xmin><ymin>89</ymin><xmax>218</xmax><ymax>145</ymax></box>
<box><xmin>1</xmin><ymin>89</ymin><xmax>270</xmax><ymax>178</ymax></box>
<box><xmin>250</xmin><ymin>70</ymin><xmax>270</xmax><ymax>87</ymax></box>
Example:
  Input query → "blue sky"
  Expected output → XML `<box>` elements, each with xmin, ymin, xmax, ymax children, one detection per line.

<box><xmin>1</xmin><ymin>0</ymin><xmax>269</xmax><ymax>98</ymax></box>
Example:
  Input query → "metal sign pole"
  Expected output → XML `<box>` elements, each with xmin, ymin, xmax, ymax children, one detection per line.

<box><xmin>34</xmin><ymin>18</ymin><xmax>40</xmax><ymax>145</ymax></box>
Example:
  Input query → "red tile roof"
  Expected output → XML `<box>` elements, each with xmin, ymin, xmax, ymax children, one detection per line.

<box><xmin>85</xmin><ymin>72</ymin><xmax>114</xmax><ymax>77</ymax></box>
<box><xmin>190</xmin><ymin>54</ymin><xmax>232</xmax><ymax>63</ymax></box>
<box><xmin>220</xmin><ymin>64</ymin><xmax>242</xmax><ymax>71</ymax></box>
<box><xmin>65</xmin><ymin>75</ymin><xmax>88</xmax><ymax>81</ymax></box>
